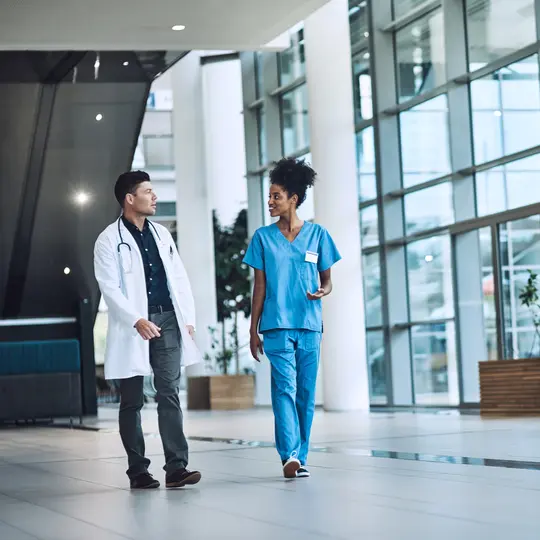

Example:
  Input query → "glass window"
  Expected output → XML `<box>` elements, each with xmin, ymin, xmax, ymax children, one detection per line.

<box><xmin>352</xmin><ymin>51</ymin><xmax>373</xmax><ymax>123</ymax></box>
<box><xmin>356</xmin><ymin>127</ymin><xmax>377</xmax><ymax>202</ymax></box>
<box><xmin>257</xmin><ymin>107</ymin><xmax>267</xmax><ymax>166</ymax></box>
<box><xmin>404</xmin><ymin>183</ymin><xmax>454</xmax><ymax>235</ymax></box>
<box><xmin>400</xmin><ymin>95</ymin><xmax>451</xmax><ymax>188</ymax></box>
<box><xmin>466</xmin><ymin>0</ymin><xmax>536</xmax><ymax>71</ymax></box>
<box><xmin>261</xmin><ymin>173</ymin><xmax>272</xmax><ymax>226</ymax></box>
<box><xmin>407</xmin><ymin>235</ymin><xmax>454</xmax><ymax>321</ymax></box>
<box><xmin>476</xmin><ymin>153</ymin><xmax>540</xmax><ymax>216</ymax></box>
<box><xmin>471</xmin><ymin>56</ymin><xmax>540</xmax><ymax>165</ymax></box>
<box><xmin>297</xmin><ymin>153</ymin><xmax>315</xmax><ymax>222</ymax></box>
<box><xmin>393</xmin><ymin>0</ymin><xmax>429</xmax><ymax>19</ymax></box>
<box><xmin>278</xmin><ymin>25</ymin><xmax>305</xmax><ymax>86</ymax></box>
<box><xmin>499</xmin><ymin>214</ymin><xmax>540</xmax><ymax>359</ymax></box>
<box><xmin>281</xmin><ymin>85</ymin><xmax>310</xmax><ymax>156</ymax></box>
<box><xmin>349</xmin><ymin>1</ymin><xmax>370</xmax><ymax>45</ymax></box>
<box><xmin>155</xmin><ymin>201</ymin><xmax>176</xmax><ymax>217</ymax></box>
<box><xmin>141</xmin><ymin>111</ymin><xmax>172</xmax><ymax>136</ymax></box>
<box><xmin>144</xmin><ymin>136</ymin><xmax>174</xmax><ymax>168</ymax></box>
<box><xmin>367</xmin><ymin>331</ymin><xmax>388</xmax><ymax>404</ymax></box>
<box><xmin>254</xmin><ymin>51</ymin><xmax>264</xmax><ymax>99</ymax></box>
<box><xmin>360</xmin><ymin>205</ymin><xmax>379</xmax><ymax>248</ymax></box>
<box><xmin>411</xmin><ymin>322</ymin><xmax>458</xmax><ymax>405</ymax></box>
<box><xmin>396</xmin><ymin>8</ymin><xmax>446</xmax><ymax>103</ymax></box>
<box><xmin>363</xmin><ymin>252</ymin><xmax>383</xmax><ymax>327</ymax></box>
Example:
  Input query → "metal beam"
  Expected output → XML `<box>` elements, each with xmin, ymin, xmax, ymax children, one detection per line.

<box><xmin>3</xmin><ymin>84</ymin><xmax>56</xmax><ymax>318</ymax></box>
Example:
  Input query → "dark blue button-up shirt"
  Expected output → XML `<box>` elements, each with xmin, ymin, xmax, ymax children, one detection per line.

<box><xmin>122</xmin><ymin>216</ymin><xmax>173</xmax><ymax>310</ymax></box>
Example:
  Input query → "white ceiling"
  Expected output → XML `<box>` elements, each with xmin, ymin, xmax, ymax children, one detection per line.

<box><xmin>0</xmin><ymin>0</ymin><xmax>327</xmax><ymax>51</ymax></box>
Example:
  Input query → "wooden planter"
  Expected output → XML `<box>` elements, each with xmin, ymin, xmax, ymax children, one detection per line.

<box><xmin>187</xmin><ymin>374</ymin><xmax>255</xmax><ymax>410</ymax></box>
<box><xmin>479</xmin><ymin>358</ymin><xmax>540</xmax><ymax>415</ymax></box>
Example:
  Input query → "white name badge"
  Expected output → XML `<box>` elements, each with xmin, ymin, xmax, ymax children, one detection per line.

<box><xmin>305</xmin><ymin>251</ymin><xmax>319</xmax><ymax>264</ymax></box>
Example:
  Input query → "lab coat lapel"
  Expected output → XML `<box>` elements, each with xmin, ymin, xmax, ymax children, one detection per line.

<box><xmin>118</xmin><ymin>220</ymin><xmax>143</xmax><ymax>266</ymax></box>
<box><xmin>149</xmin><ymin>222</ymin><xmax>170</xmax><ymax>268</ymax></box>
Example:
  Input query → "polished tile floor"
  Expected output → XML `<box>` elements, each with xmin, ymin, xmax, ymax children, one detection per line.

<box><xmin>0</xmin><ymin>406</ymin><xmax>539</xmax><ymax>539</ymax></box>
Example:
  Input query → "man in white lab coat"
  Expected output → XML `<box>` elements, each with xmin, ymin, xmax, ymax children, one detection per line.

<box><xmin>94</xmin><ymin>170</ymin><xmax>202</xmax><ymax>490</ymax></box>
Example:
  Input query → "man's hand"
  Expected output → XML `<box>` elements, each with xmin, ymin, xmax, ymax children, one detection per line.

<box><xmin>186</xmin><ymin>325</ymin><xmax>195</xmax><ymax>340</ymax></box>
<box><xmin>250</xmin><ymin>332</ymin><xmax>264</xmax><ymax>362</ymax></box>
<box><xmin>307</xmin><ymin>287</ymin><xmax>326</xmax><ymax>300</ymax></box>
<box><xmin>135</xmin><ymin>319</ymin><xmax>161</xmax><ymax>340</ymax></box>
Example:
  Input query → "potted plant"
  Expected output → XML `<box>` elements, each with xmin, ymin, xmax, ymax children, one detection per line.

<box><xmin>187</xmin><ymin>210</ymin><xmax>255</xmax><ymax>410</ymax></box>
<box><xmin>479</xmin><ymin>270</ymin><xmax>540</xmax><ymax>415</ymax></box>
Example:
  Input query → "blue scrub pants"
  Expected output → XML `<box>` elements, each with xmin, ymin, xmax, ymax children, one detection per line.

<box><xmin>263</xmin><ymin>329</ymin><xmax>321</xmax><ymax>465</ymax></box>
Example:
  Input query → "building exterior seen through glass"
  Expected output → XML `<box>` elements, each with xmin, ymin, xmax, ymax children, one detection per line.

<box><xmin>240</xmin><ymin>0</ymin><xmax>540</xmax><ymax>407</ymax></box>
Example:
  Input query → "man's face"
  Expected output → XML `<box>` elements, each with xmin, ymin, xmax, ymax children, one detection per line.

<box><xmin>126</xmin><ymin>180</ymin><xmax>157</xmax><ymax>216</ymax></box>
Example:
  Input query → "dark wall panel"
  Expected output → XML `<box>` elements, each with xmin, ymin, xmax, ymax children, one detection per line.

<box><xmin>0</xmin><ymin>84</ymin><xmax>40</xmax><ymax>315</ymax></box>
<box><xmin>20</xmin><ymin>82</ymin><xmax>149</xmax><ymax>318</ymax></box>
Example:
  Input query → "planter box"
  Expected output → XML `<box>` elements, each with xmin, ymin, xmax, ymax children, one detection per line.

<box><xmin>479</xmin><ymin>358</ymin><xmax>540</xmax><ymax>415</ymax></box>
<box><xmin>187</xmin><ymin>374</ymin><xmax>255</xmax><ymax>410</ymax></box>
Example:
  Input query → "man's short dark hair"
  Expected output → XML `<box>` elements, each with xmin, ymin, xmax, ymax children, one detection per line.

<box><xmin>114</xmin><ymin>170</ymin><xmax>150</xmax><ymax>207</ymax></box>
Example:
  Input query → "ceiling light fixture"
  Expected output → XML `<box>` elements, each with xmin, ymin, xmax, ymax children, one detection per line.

<box><xmin>172</xmin><ymin>25</ymin><xmax>186</xmax><ymax>31</ymax></box>
<box><xmin>64</xmin><ymin>267</ymin><xmax>71</xmax><ymax>275</ymax></box>
<box><xmin>96</xmin><ymin>113</ymin><xmax>103</xmax><ymax>122</ymax></box>
<box><xmin>74</xmin><ymin>192</ymin><xmax>90</xmax><ymax>206</ymax></box>
<box><xmin>123</xmin><ymin>61</ymin><xmax>129</xmax><ymax>66</ymax></box>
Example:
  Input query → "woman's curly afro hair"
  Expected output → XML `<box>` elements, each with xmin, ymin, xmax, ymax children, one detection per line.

<box><xmin>269</xmin><ymin>157</ymin><xmax>316</xmax><ymax>208</ymax></box>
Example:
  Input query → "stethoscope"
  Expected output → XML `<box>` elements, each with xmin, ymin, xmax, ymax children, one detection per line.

<box><xmin>117</xmin><ymin>217</ymin><xmax>173</xmax><ymax>274</ymax></box>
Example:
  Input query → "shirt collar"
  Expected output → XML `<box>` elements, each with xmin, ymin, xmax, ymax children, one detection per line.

<box><xmin>121</xmin><ymin>215</ymin><xmax>149</xmax><ymax>234</ymax></box>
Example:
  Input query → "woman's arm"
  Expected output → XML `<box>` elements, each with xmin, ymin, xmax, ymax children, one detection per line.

<box><xmin>249</xmin><ymin>269</ymin><xmax>266</xmax><ymax>361</ymax></box>
<box><xmin>307</xmin><ymin>269</ymin><xmax>333</xmax><ymax>300</ymax></box>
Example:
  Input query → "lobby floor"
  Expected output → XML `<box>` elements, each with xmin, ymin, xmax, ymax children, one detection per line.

<box><xmin>0</xmin><ymin>406</ymin><xmax>539</xmax><ymax>539</ymax></box>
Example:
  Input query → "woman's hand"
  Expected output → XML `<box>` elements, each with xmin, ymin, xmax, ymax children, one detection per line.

<box><xmin>250</xmin><ymin>332</ymin><xmax>264</xmax><ymax>362</ymax></box>
<box><xmin>307</xmin><ymin>288</ymin><xmax>325</xmax><ymax>300</ymax></box>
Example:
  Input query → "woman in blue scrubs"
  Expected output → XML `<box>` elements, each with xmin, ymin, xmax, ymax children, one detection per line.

<box><xmin>243</xmin><ymin>157</ymin><xmax>341</xmax><ymax>479</ymax></box>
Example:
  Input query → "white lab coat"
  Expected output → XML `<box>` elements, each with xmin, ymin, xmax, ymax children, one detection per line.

<box><xmin>93</xmin><ymin>219</ymin><xmax>202</xmax><ymax>380</ymax></box>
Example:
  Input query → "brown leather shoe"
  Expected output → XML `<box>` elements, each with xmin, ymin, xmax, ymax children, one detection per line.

<box><xmin>165</xmin><ymin>468</ymin><xmax>202</xmax><ymax>488</ymax></box>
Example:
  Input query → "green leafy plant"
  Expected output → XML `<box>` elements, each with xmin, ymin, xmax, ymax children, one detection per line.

<box><xmin>518</xmin><ymin>270</ymin><xmax>540</xmax><ymax>358</ymax></box>
<box><xmin>212</xmin><ymin>209</ymin><xmax>251</xmax><ymax>374</ymax></box>
<box><xmin>204</xmin><ymin>326</ymin><xmax>234</xmax><ymax>375</ymax></box>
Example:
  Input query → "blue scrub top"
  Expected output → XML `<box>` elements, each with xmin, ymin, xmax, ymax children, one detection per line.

<box><xmin>243</xmin><ymin>221</ymin><xmax>341</xmax><ymax>333</ymax></box>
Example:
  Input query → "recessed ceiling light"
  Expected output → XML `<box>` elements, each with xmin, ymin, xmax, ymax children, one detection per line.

<box><xmin>74</xmin><ymin>192</ymin><xmax>90</xmax><ymax>206</ymax></box>
<box><xmin>96</xmin><ymin>113</ymin><xmax>103</xmax><ymax>121</ymax></box>
<box><xmin>172</xmin><ymin>25</ymin><xmax>186</xmax><ymax>31</ymax></box>
<box><xmin>64</xmin><ymin>267</ymin><xmax>71</xmax><ymax>275</ymax></box>
<box><xmin>123</xmin><ymin>61</ymin><xmax>129</xmax><ymax>66</ymax></box>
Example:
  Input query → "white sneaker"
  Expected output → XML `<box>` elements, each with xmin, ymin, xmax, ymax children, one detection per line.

<box><xmin>296</xmin><ymin>466</ymin><xmax>310</xmax><ymax>478</ymax></box>
<box><xmin>282</xmin><ymin>457</ymin><xmax>301</xmax><ymax>478</ymax></box>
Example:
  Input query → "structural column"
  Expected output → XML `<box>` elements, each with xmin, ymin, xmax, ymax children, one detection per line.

<box><xmin>171</xmin><ymin>52</ymin><xmax>217</xmax><ymax>376</ymax></box>
<box><xmin>304</xmin><ymin>0</ymin><xmax>369</xmax><ymax>411</ymax></box>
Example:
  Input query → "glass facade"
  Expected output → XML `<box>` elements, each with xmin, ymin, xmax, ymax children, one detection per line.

<box><xmin>466</xmin><ymin>0</ymin><xmax>536</xmax><ymax>70</ymax></box>
<box><xmin>278</xmin><ymin>25</ymin><xmax>305</xmax><ymax>86</ymax></box>
<box><xmin>240</xmin><ymin>0</ymin><xmax>540</xmax><ymax>408</ymax></box>
<box><xmin>281</xmin><ymin>85</ymin><xmax>310</xmax><ymax>156</ymax></box>
<box><xmin>396</xmin><ymin>8</ymin><xmax>446</xmax><ymax>102</ymax></box>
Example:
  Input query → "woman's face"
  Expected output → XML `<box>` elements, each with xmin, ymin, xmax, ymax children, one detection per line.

<box><xmin>268</xmin><ymin>183</ymin><xmax>297</xmax><ymax>218</ymax></box>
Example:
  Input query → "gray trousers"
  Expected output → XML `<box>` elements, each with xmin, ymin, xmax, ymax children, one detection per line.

<box><xmin>119</xmin><ymin>310</ymin><xmax>188</xmax><ymax>478</ymax></box>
